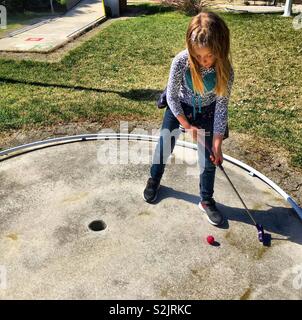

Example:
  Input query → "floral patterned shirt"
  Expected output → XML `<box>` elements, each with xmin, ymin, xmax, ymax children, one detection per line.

<box><xmin>166</xmin><ymin>48</ymin><xmax>234</xmax><ymax>135</ymax></box>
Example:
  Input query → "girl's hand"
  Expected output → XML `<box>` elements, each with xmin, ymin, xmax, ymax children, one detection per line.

<box><xmin>210</xmin><ymin>145</ymin><xmax>223</xmax><ymax>166</ymax></box>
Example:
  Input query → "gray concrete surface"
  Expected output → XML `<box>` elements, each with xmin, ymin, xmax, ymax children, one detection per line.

<box><xmin>0</xmin><ymin>0</ymin><xmax>106</xmax><ymax>53</ymax></box>
<box><xmin>224</xmin><ymin>5</ymin><xmax>284</xmax><ymax>13</ymax></box>
<box><xmin>0</xmin><ymin>137</ymin><xmax>302</xmax><ymax>300</ymax></box>
<box><xmin>222</xmin><ymin>4</ymin><xmax>302</xmax><ymax>14</ymax></box>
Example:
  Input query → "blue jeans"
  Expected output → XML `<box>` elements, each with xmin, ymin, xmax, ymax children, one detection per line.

<box><xmin>150</xmin><ymin>101</ymin><xmax>217</xmax><ymax>202</ymax></box>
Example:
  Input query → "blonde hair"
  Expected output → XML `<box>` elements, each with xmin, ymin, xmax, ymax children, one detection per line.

<box><xmin>186</xmin><ymin>11</ymin><xmax>233</xmax><ymax>97</ymax></box>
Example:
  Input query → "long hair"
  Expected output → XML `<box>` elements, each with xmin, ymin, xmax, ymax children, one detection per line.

<box><xmin>186</xmin><ymin>11</ymin><xmax>233</xmax><ymax>97</ymax></box>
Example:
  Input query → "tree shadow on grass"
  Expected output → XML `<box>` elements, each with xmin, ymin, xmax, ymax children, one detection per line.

<box><xmin>0</xmin><ymin>77</ymin><xmax>164</xmax><ymax>103</ymax></box>
<box><xmin>125</xmin><ymin>3</ymin><xmax>177</xmax><ymax>16</ymax></box>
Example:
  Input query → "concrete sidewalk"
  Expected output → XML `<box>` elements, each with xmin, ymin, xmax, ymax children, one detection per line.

<box><xmin>223</xmin><ymin>4</ymin><xmax>302</xmax><ymax>14</ymax></box>
<box><xmin>0</xmin><ymin>137</ymin><xmax>302</xmax><ymax>299</ymax></box>
<box><xmin>0</xmin><ymin>0</ymin><xmax>106</xmax><ymax>53</ymax></box>
<box><xmin>128</xmin><ymin>0</ymin><xmax>302</xmax><ymax>14</ymax></box>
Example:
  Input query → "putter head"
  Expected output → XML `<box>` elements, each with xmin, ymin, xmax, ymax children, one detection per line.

<box><xmin>256</xmin><ymin>224</ymin><xmax>264</xmax><ymax>242</ymax></box>
<box><xmin>262</xmin><ymin>233</ymin><xmax>272</xmax><ymax>247</ymax></box>
<box><xmin>256</xmin><ymin>224</ymin><xmax>271</xmax><ymax>247</ymax></box>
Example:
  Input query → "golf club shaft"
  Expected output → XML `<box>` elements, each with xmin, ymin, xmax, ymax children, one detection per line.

<box><xmin>196</xmin><ymin>134</ymin><xmax>258</xmax><ymax>226</ymax></box>
<box><xmin>217</xmin><ymin>164</ymin><xmax>257</xmax><ymax>226</ymax></box>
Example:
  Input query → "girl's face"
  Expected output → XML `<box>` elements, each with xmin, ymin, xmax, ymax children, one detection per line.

<box><xmin>192</xmin><ymin>46</ymin><xmax>216</xmax><ymax>69</ymax></box>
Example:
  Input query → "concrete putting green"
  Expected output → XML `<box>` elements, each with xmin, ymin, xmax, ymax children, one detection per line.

<box><xmin>0</xmin><ymin>136</ymin><xmax>302</xmax><ymax>299</ymax></box>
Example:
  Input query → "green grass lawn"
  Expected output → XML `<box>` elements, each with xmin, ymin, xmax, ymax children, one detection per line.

<box><xmin>0</xmin><ymin>11</ymin><xmax>57</xmax><ymax>38</ymax></box>
<box><xmin>0</xmin><ymin>3</ymin><xmax>301</xmax><ymax>168</ymax></box>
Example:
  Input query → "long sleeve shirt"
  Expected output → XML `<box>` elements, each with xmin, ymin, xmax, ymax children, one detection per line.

<box><xmin>166</xmin><ymin>48</ymin><xmax>234</xmax><ymax>136</ymax></box>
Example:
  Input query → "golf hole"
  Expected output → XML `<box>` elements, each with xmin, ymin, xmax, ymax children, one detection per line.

<box><xmin>88</xmin><ymin>220</ymin><xmax>107</xmax><ymax>232</ymax></box>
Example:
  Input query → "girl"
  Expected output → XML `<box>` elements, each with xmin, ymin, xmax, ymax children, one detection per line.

<box><xmin>143</xmin><ymin>11</ymin><xmax>234</xmax><ymax>227</ymax></box>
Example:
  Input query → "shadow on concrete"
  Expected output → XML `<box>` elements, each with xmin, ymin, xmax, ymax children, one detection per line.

<box><xmin>0</xmin><ymin>77</ymin><xmax>162</xmax><ymax>102</ymax></box>
<box><xmin>152</xmin><ymin>185</ymin><xmax>302</xmax><ymax>245</ymax></box>
<box><xmin>0</xmin><ymin>13</ymin><xmax>63</xmax><ymax>39</ymax></box>
<box><xmin>221</xmin><ymin>203</ymin><xmax>302</xmax><ymax>245</ymax></box>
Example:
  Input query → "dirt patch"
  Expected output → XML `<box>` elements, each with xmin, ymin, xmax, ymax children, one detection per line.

<box><xmin>240</xmin><ymin>287</ymin><xmax>252</xmax><ymax>300</ymax></box>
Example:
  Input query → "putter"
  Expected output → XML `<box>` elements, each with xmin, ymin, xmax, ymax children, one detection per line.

<box><xmin>215</xmin><ymin>157</ymin><xmax>271</xmax><ymax>246</ymax></box>
<box><xmin>195</xmin><ymin>129</ymin><xmax>271</xmax><ymax>246</ymax></box>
